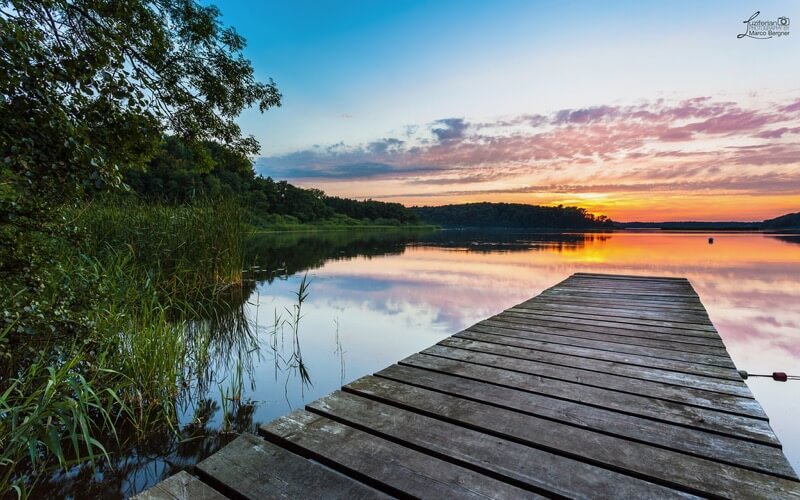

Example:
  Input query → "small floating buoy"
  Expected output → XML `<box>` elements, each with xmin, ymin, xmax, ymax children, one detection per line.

<box><xmin>708</xmin><ymin>237</ymin><xmax>714</xmax><ymax>244</ymax></box>
<box><xmin>773</xmin><ymin>372</ymin><xmax>789</xmax><ymax>382</ymax></box>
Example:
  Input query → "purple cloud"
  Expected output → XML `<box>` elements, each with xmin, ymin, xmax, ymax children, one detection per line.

<box><xmin>255</xmin><ymin>95</ymin><xmax>800</xmax><ymax>198</ymax></box>
<box><xmin>431</xmin><ymin>118</ymin><xmax>468</xmax><ymax>141</ymax></box>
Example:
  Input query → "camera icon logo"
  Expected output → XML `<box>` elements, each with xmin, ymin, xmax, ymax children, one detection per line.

<box><xmin>778</xmin><ymin>16</ymin><xmax>790</xmax><ymax>26</ymax></box>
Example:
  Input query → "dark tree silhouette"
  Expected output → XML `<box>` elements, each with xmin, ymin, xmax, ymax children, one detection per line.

<box><xmin>412</xmin><ymin>202</ymin><xmax>614</xmax><ymax>229</ymax></box>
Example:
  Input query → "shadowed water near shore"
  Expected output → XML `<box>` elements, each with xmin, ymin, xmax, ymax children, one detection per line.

<box><xmin>29</xmin><ymin>229</ymin><xmax>800</xmax><ymax>498</ymax></box>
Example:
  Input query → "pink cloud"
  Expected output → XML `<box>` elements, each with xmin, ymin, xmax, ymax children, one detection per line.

<box><xmin>256</xmin><ymin>95</ymin><xmax>800</xmax><ymax>200</ymax></box>
<box><xmin>755</xmin><ymin>127</ymin><xmax>800</xmax><ymax>139</ymax></box>
<box><xmin>781</xmin><ymin>99</ymin><xmax>800</xmax><ymax>113</ymax></box>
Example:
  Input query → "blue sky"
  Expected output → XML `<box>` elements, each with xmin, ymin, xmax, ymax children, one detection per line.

<box><xmin>211</xmin><ymin>1</ymin><xmax>800</xmax><ymax>220</ymax></box>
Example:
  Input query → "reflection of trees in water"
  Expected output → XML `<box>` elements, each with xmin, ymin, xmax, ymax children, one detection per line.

<box><xmin>244</xmin><ymin>229</ymin><xmax>434</xmax><ymax>282</ymax></box>
<box><xmin>244</xmin><ymin>229</ymin><xmax>611</xmax><ymax>282</ymax></box>
<box><xmin>413</xmin><ymin>230</ymin><xmax>612</xmax><ymax>253</ymax></box>
<box><xmin>771</xmin><ymin>234</ymin><xmax>800</xmax><ymax>246</ymax></box>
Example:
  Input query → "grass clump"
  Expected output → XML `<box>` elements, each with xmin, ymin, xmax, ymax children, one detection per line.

<box><xmin>0</xmin><ymin>338</ymin><xmax>130</xmax><ymax>498</ymax></box>
<box><xmin>79</xmin><ymin>197</ymin><xmax>247</xmax><ymax>295</ymax></box>
<box><xmin>0</xmin><ymin>197</ymin><xmax>249</xmax><ymax>497</ymax></box>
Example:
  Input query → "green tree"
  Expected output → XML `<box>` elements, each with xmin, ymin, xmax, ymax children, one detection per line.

<box><xmin>0</xmin><ymin>0</ymin><xmax>281</xmax><ymax>269</ymax></box>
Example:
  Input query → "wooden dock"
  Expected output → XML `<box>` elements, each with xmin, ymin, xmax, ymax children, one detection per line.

<box><xmin>136</xmin><ymin>273</ymin><xmax>800</xmax><ymax>499</ymax></box>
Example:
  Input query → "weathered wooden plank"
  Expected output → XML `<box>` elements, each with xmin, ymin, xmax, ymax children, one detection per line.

<box><xmin>490</xmin><ymin>312</ymin><xmax>727</xmax><ymax>348</ymax></box>
<box><xmin>556</xmin><ymin>283</ymin><xmax>698</xmax><ymax>295</ymax></box>
<box><xmin>524</xmin><ymin>294</ymin><xmax>709</xmax><ymax>315</ymax></box>
<box><xmin>559</xmin><ymin>274</ymin><xmax>688</xmax><ymax>284</ymax></box>
<box><xmin>479</xmin><ymin>318</ymin><xmax>733</xmax><ymax>364</ymax></box>
<box><xmin>424</xmin><ymin>344</ymin><xmax>766</xmax><ymax>418</ymax></box>
<box><xmin>567</xmin><ymin>275</ymin><xmax>694</xmax><ymax>288</ymax></box>
<box><xmin>260</xmin><ymin>409</ymin><xmax>541</xmax><ymax>499</ymax></box>
<box><xmin>548</xmin><ymin>280</ymin><xmax>699</xmax><ymax>301</ymax></box>
<box><xmin>132</xmin><ymin>471</ymin><xmax>227</xmax><ymax>500</ymax></box>
<box><xmin>440</xmin><ymin>337</ymin><xmax>752</xmax><ymax>398</ymax></box>
<box><xmin>550</xmin><ymin>285</ymin><xmax>701</xmax><ymax>299</ymax></box>
<box><xmin>515</xmin><ymin>301</ymin><xmax>714</xmax><ymax>326</ymax></box>
<box><xmin>509</xmin><ymin>306</ymin><xmax>717</xmax><ymax>333</ymax></box>
<box><xmin>573</xmin><ymin>272</ymin><xmax>689</xmax><ymax>282</ymax></box>
<box><xmin>505</xmin><ymin>308</ymin><xmax>721</xmax><ymax>338</ymax></box>
<box><xmin>307</xmin><ymin>391</ymin><xmax>699</xmax><ymax>499</ymax></box>
<box><xmin>548</xmin><ymin>281</ymin><xmax>699</xmax><ymax>293</ymax></box>
<box><xmin>400</xmin><ymin>353</ymin><xmax>779</xmax><ymax>445</ymax></box>
<box><xmin>374</xmin><ymin>364</ymin><xmax>796</xmax><ymax>478</ymax></box>
<box><xmin>544</xmin><ymin>288</ymin><xmax>704</xmax><ymax>305</ymax></box>
<box><xmin>345</xmin><ymin>375</ymin><xmax>800</xmax><ymax>495</ymax></box>
<box><xmin>566</xmin><ymin>283</ymin><xmax>693</xmax><ymax>293</ymax></box>
<box><xmin>563</xmin><ymin>278</ymin><xmax>694</xmax><ymax>290</ymax></box>
<box><xmin>458</xmin><ymin>327</ymin><xmax>741</xmax><ymax>379</ymax></box>
<box><xmin>535</xmin><ymin>294</ymin><xmax>709</xmax><ymax>312</ymax></box>
<box><xmin>196</xmin><ymin>433</ymin><xmax>388</xmax><ymax>499</ymax></box>
<box><xmin>557</xmin><ymin>277</ymin><xmax>684</xmax><ymax>288</ymax></box>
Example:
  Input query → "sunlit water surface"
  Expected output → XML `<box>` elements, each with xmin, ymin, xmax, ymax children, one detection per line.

<box><xmin>44</xmin><ymin>230</ymin><xmax>800</xmax><ymax>498</ymax></box>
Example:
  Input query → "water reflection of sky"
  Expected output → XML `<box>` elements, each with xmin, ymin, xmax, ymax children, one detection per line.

<box><xmin>239</xmin><ymin>231</ymin><xmax>800</xmax><ymax>474</ymax></box>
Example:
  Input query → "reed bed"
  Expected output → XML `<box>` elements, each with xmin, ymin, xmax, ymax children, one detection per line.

<box><xmin>80</xmin><ymin>197</ymin><xmax>247</xmax><ymax>296</ymax></box>
<box><xmin>1</xmin><ymin>198</ymin><xmax>251</xmax><ymax>497</ymax></box>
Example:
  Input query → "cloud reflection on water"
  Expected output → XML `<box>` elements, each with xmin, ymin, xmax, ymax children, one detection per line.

<box><xmin>243</xmin><ymin>230</ymin><xmax>800</xmax><ymax>471</ymax></box>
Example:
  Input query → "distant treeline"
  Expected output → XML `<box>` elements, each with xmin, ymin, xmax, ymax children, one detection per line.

<box><xmin>411</xmin><ymin>202</ymin><xmax>614</xmax><ymax>229</ymax></box>
<box><xmin>618</xmin><ymin>212</ymin><xmax>800</xmax><ymax>231</ymax></box>
<box><xmin>124</xmin><ymin>137</ymin><xmax>420</xmax><ymax>225</ymax></box>
<box><xmin>763</xmin><ymin>212</ymin><xmax>800</xmax><ymax>230</ymax></box>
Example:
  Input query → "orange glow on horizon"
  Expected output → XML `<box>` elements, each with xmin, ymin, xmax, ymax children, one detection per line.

<box><xmin>328</xmin><ymin>189</ymin><xmax>800</xmax><ymax>222</ymax></box>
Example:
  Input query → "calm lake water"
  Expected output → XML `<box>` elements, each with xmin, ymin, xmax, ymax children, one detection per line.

<box><xmin>43</xmin><ymin>229</ymin><xmax>800</xmax><ymax>498</ymax></box>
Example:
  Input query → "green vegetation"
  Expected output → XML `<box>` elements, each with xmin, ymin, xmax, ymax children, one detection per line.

<box><xmin>1</xmin><ymin>200</ymin><xmax>248</xmax><ymax>496</ymax></box>
<box><xmin>80</xmin><ymin>198</ymin><xmax>246</xmax><ymax>294</ymax></box>
<box><xmin>125</xmin><ymin>136</ymin><xmax>422</xmax><ymax>227</ymax></box>
<box><xmin>412</xmin><ymin>202</ymin><xmax>614</xmax><ymax>229</ymax></box>
<box><xmin>1</xmin><ymin>0</ymin><xmax>280</xmax><ymax>277</ymax></box>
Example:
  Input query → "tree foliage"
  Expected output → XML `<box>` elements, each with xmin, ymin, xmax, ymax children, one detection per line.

<box><xmin>324</xmin><ymin>196</ymin><xmax>419</xmax><ymax>224</ymax></box>
<box><xmin>412</xmin><ymin>202</ymin><xmax>614</xmax><ymax>229</ymax></box>
<box><xmin>0</xmin><ymin>0</ymin><xmax>281</xmax><ymax>270</ymax></box>
<box><xmin>124</xmin><ymin>137</ymin><xmax>422</xmax><ymax>224</ymax></box>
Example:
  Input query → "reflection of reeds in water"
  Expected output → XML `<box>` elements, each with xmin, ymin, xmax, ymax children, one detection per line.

<box><xmin>258</xmin><ymin>273</ymin><xmax>314</xmax><ymax>405</ymax></box>
<box><xmin>218</xmin><ymin>362</ymin><xmax>245</xmax><ymax>434</ymax></box>
<box><xmin>187</xmin><ymin>272</ymin><xmax>317</xmax><ymax>428</ymax></box>
<box><xmin>334</xmin><ymin>318</ymin><xmax>346</xmax><ymax>386</ymax></box>
<box><xmin>25</xmin><ymin>269</ymin><xmax>323</xmax><ymax>497</ymax></box>
<box><xmin>285</xmin><ymin>273</ymin><xmax>312</xmax><ymax>391</ymax></box>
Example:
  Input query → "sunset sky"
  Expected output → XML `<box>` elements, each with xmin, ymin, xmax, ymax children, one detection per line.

<box><xmin>215</xmin><ymin>0</ymin><xmax>800</xmax><ymax>221</ymax></box>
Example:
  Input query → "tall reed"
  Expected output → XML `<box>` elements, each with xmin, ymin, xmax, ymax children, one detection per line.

<box><xmin>79</xmin><ymin>197</ymin><xmax>247</xmax><ymax>297</ymax></box>
<box><xmin>1</xmin><ymin>197</ymin><xmax>252</xmax><ymax>497</ymax></box>
<box><xmin>0</xmin><ymin>338</ymin><xmax>132</xmax><ymax>498</ymax></box>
